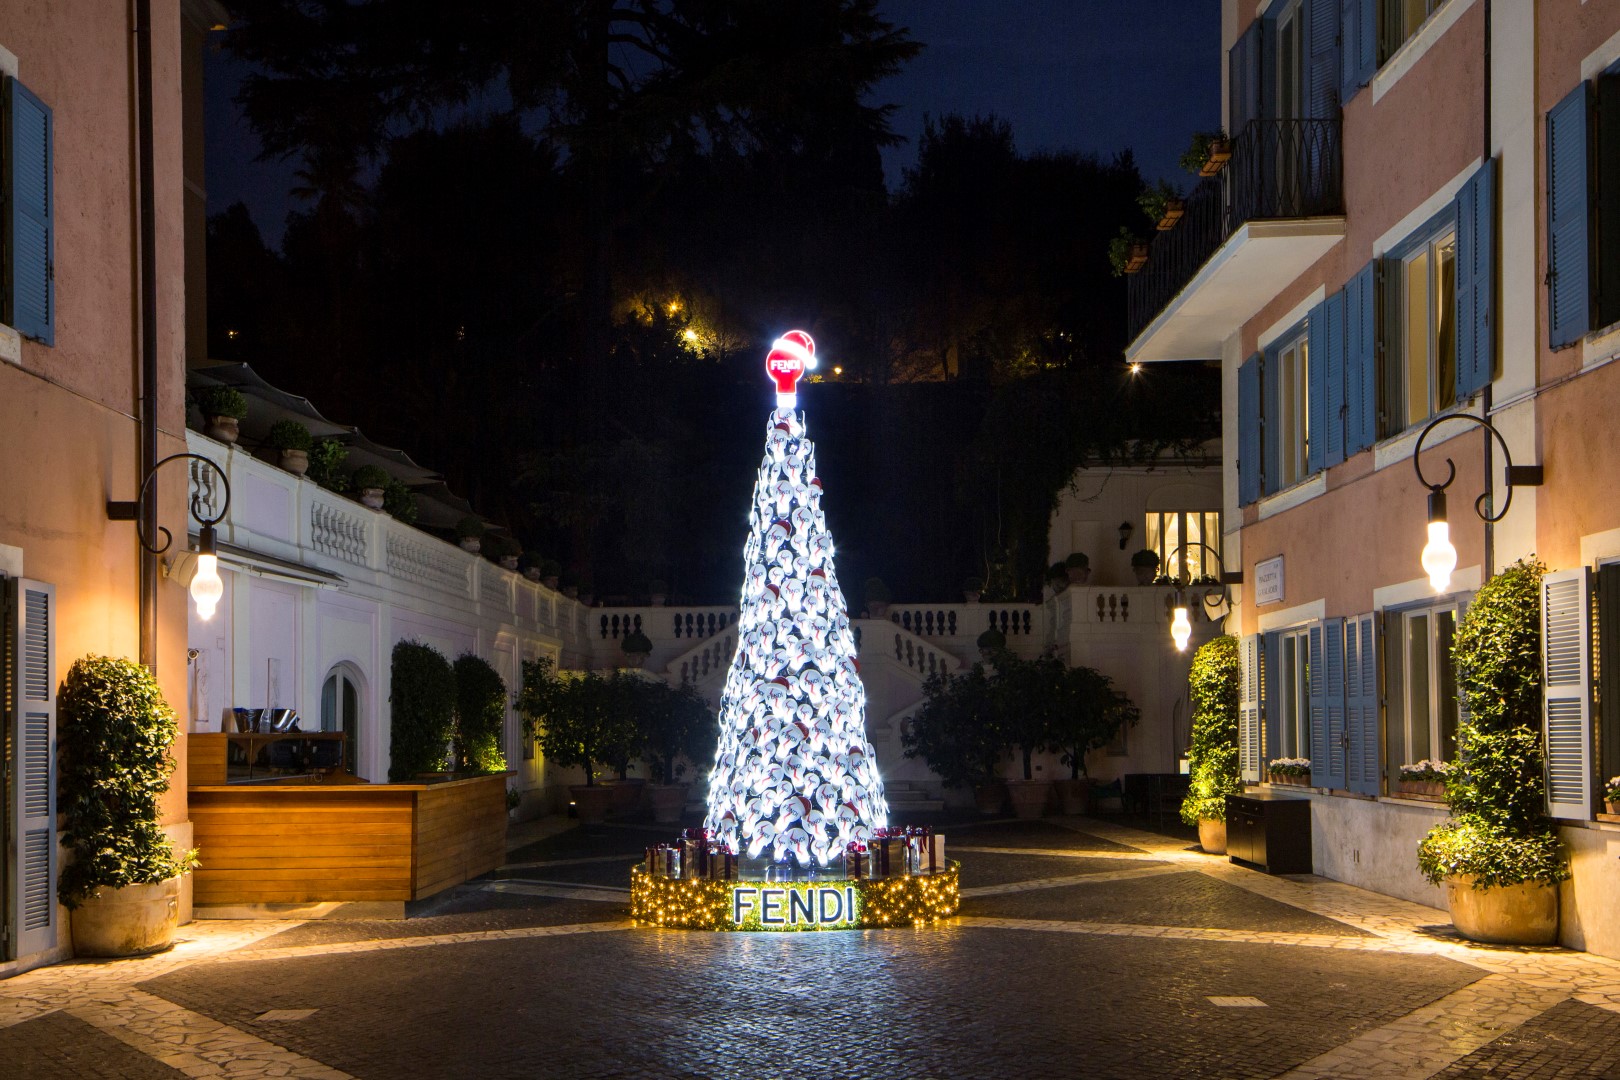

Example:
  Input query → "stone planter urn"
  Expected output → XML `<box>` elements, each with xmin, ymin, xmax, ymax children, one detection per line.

<box><xmin>523</xmin><ymin>567</ymin><xmax>543</xmax><ymax>582</ymax></box>
<box><xmin>1065</xmin><ymin>566</ymin><xmax>1091</xmax><ymax>585</ymax></box>
<box><xmin>459</xmin><ymin>537</ymin><xmax>482</xmax><ymax>554</ymax></box>
<box><xmin>622</xmin><ymin>651</ymin><xmax>649</xmax><ymax>669</ymax></box>
<box><xmin>963</xmin><ymin>590</ymin><xmax>981</xmax><ymax>604</ymax></box>
<box><xmin>359</xmin><ymin>486</ymin><xmax>385</xmax><ymax>510</ymax></box>
<box><xmin>543</xmin><ymin>575</ymin><xmax>560</xmax><ymax>590</ymax></box>
<box><xmin>70</xmin><ymin>877</ymin><xmax>181</xmax><ymax>957</ymax></box>
<box><xmin>500</xmin><ymin>554</ymin><xmax>520</xmax><ymax>571</ymax></box>
<box><xmin>279</xmin><ymin>448</ymin><xmax>309</xmax><ymax>477</ymax></box>
<box><xmin>1198</xmin><ymin>818</ymin><xmax>1227</xmax><ymax>856</ymax></box>
<box><xmin>570</xmin><ymin>783</ymin><xmax>614</xmax><ymax>824</ymax></box>
<box><xmin>1054</xmin><ymin>777</ymin><xmax>1092</xmax><ymax>816</ymax></box>
<box><xmin>649</xmin><ymin>593</ymin><xmax>667</xmax><ymax>607</ymax></box>
<box><xmin>1005</xmin><ymin>779</ymin><xmax>1051</xmax><ymax>820</ymax></box>
<box><xmin>1445</xmin><ymin>875</ymin><xmax>1558</xmax><ymax>946</ymax></box>
<box><xmin>973</xmin><ymin>782</ymin><xmax>1005</xmax><ymax>816</ymax></box>
<box><xmin>1604</xmin><ymin>798</ymin><xmax>1619</xmax><ymax>816</ymax></box>
<box><xmin>1132</xmin><ymin>565</ymin><xmax>1156</xmax><ymax>585</ymax></box>
<box><xmin>648</xmin><ymin>783</ymin><xmax>688</xmax><ymax>825</ymax></box>
<box><xmin>868</xmin><ymin>601</ymin><xmax>890</xmax><ymax>618</ymax></box>
<box><xmin>204</xmin><ymin>415</ymin><xmax>239</xmax><ymax>445</ymax></box>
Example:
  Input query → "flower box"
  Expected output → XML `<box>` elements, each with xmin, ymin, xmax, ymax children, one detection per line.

<box><xmin>1267</xmin><ymin>771</ymin><xmax>1309</xmax><ymax>786</ymax></box>
<box><xmin>1397</xmin><ymin>779</ymin><xmax>1445</xmax><ymax>799</ymax></box>
<box><xmin>1124</xmin><ymin>242</ymin><xmax>1149</xmax><ymax>274</ymax></box>
<box><xmin>1606</xmin><ymin>799</ymin><xmax>1620</xmax><ymax>817</ymax></box>
<box><xmin>1198</xmin><ymin>140</ymin><xmax>1231</xmax><ymax>177</ymax></box>
<box><xmin>1155</xmin><ymin>199</ymin><xmax>1185</xmax><ymax>230</ymax></box>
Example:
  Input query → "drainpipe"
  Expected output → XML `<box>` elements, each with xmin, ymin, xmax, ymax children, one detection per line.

<box><xmin>1481</xmin><ymin>0</ymin><xmax>1494</xmax><ymax>582</ymax></box>
<box><xmin>135</xmin><ymin>0</ymin><xmax>160</xmax><ymax>673</ymax></box>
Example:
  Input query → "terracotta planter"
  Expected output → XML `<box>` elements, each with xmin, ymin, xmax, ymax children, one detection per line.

<box><xmin>500</xmin><ymin>555</ymin><xmax>520</xmax><ymax>571</ymax></box>
<box><xmin>359</xmin><ymin>487</ymin><xmax>385</xmax><ymax>510</ymax></box>
<box><xmin>649</xmin><ymin>594</ymin><xmax>667</xmax><ymax>607</ymax></box>
<box><xmin>1445</xmin><ymin>875</ymin><xmax>1558</xmax><ymax>946</ymax></box>
<box><xmin>1006</xmin><ymin>779</ymin><xmax>1051</xmax><ymax>820</ymax></box>
<box><xmin>523</xmin><ymin>567</ymin><xmax>543</xmax><ymax>582</ymax></box>
<box><xmin>973</xmin><ymin>782</ymin><xmax>1005</xmax><ymax>816</ymax></box>
<box><xmin>459</xmin><ymin>537</ymin><xmax>482</xmax><ymax>554</ymax></box>
<box><xmin>204</xmin><ymin>415</ymin><xmax>239</xmax><ymax>444</ymax></box>
<box><xmin>606</xmin><ymin>778</ymin><xmax>646</xmax><ymax>815</ymax></box>
<box><xmin>1132</xmin><ymin>565</ymin><xmax>1157</xmax><ymax>585</ymax></box>
<box><xmin>543</xmin><ymin>575</ymin><xmax>560</xmax><ymax>590</ymax></box>
<box><xmin>1124</xmin><ymin>242</ymin><xmax>1149</xmax><ymax>274</ymax></box>
<box><xmin>1156</xmin><ymin>199</ymin><xmax>1185</xmax><ymax>230</ymax></box>
<box><xmin>1604</xmin><ymin>798</ymin><xmax>1619</xmax><ymax>816</ymax></box>
<box><xmin>868</xmin><ymin>601</ymin><xmax>890</xmax><ymax>618</ymax></box>
<box><xmin>1054</xmin><ymin>777</ymin><xmax>1093</xmax><ymax>816</ymax></box>
<box><xmin>279</xmin><ymin>448</ymin><xmax>309</xmax><ymax>476</ymax></box>
<box><xmin>648</xmin><ymin>783</ymin><xmax>688</xmax><ymax>825</ymax></box>
<box><xmin>1198</xmin><ymin>818</ymin><xmax>1227</xmax><ymax>856</ymax></box>
<box><xmin>1269</xmin><ymin>772</ymin><xmax>1310</xmax><ymax>786</ymax></box>
<box><xmin>70</xmin><ymin>877</ymin><xmax>182</xmax><ymax>957</ymax></box>
<box><xmin>570</xmin><ymin>783</ymin><xmax>614</xmax><ymax>824</ymax></box>
<box><xmin>1198</xmin><ymin>141</ymin><xmax>1231</xmax><ymax>177</ymax></box>
<box><xmin>963</xmin><ymin>590</ymin><xmax>981</xmax><ymax>604</ymax></box>
<box><xmin>1398</xmin><ymin>779</ymin><xmax>1446</xmax><ymax>798</ymax></box>
<box><xmin>1065</xmin><ymin>566</ymin><xmax>1091</xmax><ymax>585</ymax></box>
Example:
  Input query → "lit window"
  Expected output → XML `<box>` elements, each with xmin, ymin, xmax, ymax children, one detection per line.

<box><xmin>1382</xmin><ymin>0</ymin><xmax>1446</xmax><ymax>61</ymax></box>
<box><xmin>1144</xmin><ymin>511</ymin><xmax>1223</xmax><ymax>582</ymax></box>
<box><xmin>1384</xmin><ymin>599</ymin><xmax>1465</xmax><ymax>769</ymax></box>
<box><xmin>1277</xmin><ymin>331</ymin><xmax>1310</xmax><ymax>488</ymax></box>
<box><xmin>1267</xmin><ymin>626</ymin><xmax>1312</xmax><ymax>760</ymax></box>
<box><xmin>1384</xmin><ymin>226</ymin><xmax>1456</xmax><ymax>435</ymax></box>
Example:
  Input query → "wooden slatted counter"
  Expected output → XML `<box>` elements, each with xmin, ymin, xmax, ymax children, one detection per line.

<box><xmin>188</xmin><ymin>773</ymin><xmax>509</xmax><ymax>905</ymax></box>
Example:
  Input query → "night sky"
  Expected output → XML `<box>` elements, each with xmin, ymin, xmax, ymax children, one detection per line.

<box><xmin>204</xmin><ymin>0</ymin><xmax>1221</xmax><ymax>248</ymax></box>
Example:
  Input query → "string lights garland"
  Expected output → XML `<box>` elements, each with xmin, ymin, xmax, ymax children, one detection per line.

<box><xmin>630</xmin><ymin>863</ymin><xmax>961</xmax><ymax>931</ymax></box>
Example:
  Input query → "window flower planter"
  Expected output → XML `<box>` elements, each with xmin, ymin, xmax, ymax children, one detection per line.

<box><xmin>1198</xmin><ymin>139</ymin><xmax>1231</xmax><ymax>177</ymax></box>
<box><xmin>1397</xmin><ymin>779</ymin><xmax>1446</xmax><ymax>799</ymax></box>
<box><xmin>1155</xmin><ymin>199</ymin><xmax>1185</xmax><ymax>230</ymax></box>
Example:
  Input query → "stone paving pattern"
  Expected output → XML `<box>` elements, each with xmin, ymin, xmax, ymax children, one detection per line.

<box><xmin>2</xmin><ymin>813</ymin><xmax>1619</xmax><ymax>1078</ymax></box>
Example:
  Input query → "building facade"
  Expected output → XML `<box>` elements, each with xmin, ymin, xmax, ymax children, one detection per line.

<box><xmin>1128</xmin><ymin>0</ymin><xmax>1620</xmax><ymax>960</ymax></box>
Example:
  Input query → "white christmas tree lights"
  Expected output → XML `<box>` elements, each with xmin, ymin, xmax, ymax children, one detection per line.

<box><xmin>703</xmin><ymin>332</ymin><xmax>889</xmax><ymax>866</ymax></box>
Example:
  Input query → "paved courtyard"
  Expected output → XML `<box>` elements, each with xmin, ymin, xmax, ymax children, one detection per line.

<box><xmin>5</xmin><ymin>815</ymin><xmax>1620</xmax><ymax>1079</ymax></box>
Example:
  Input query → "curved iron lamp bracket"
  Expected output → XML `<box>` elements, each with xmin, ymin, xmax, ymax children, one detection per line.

<box><xmin>1169</xmin><ymin>539</ymin><xmax>1241</xmax><ymax>616</ymax></box>
<box><xmin>1411</xmin><ymin>413</ymin><xmax>1542</xmax><ymax>525</ymax></box>
<box><xmin>107</xmin><ymin>453</ymin><xmax>231</xmax><ymax>555</ymax></box>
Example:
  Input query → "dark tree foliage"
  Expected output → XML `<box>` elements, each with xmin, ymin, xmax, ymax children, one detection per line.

<box><xmin>452</xmin><ymin>653</ymin><xmax>508</xmax><ymax>774</ymax></box>
<box><xmin>389</xmin><ymin>640</ymin><xmax>456</xmax><ymax>781</ymax></box>
<box><xmin>1180</xmin><ymin>635</ymin><xmax>1242</xmax><ymax>825</ymax></box>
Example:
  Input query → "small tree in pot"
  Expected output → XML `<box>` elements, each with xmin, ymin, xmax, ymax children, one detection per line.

<box><xmin>520</xmin><ymin>659</ymin><xmax>634</xmax><ymax>822</ymax></box>
<box><xmin>195</xmin><ymin>385</ymin><xmax>248</xmax><ymax>445</ymax></box>
<box><xmin>987</xmin><ymin>649</ymin><xmax>1065</xmax><ymax>819</ymax></box>
<box><xmin>864</xmin><ymin>576</ymin><xmax>892</xmax><ymax>617</ymax></box>
<box><xmin>637</xmin><ymin>680</ymin><xmax>717</xmax><ymax>823</ymax></box>
<box><xmin>455</xmin><ymin>515</ymin><xmax>486</xmax><ymax>553</ymax></box>
<box><xmin>58</xmin><ymin>656</ymin><xmax>198</xmax><ymax>956</ymax></box>
<box><xmin>1418</xmin><ymin>559</ymin><xmax>1569</xmax><ymax>944</ymax></box>
<box><xmin>267</xmin><ymin>419</ymin><xmax>314</xmax><ymax>476</ymax></box>
<box><xmin>351</xmin><ymin>464</ymin><xmax>390</xmax><ymax>510</ymax></box>
<box><xmin>903</xmin><ymin>665</ymin><xmax>1003</xmax><ymax>814</ymax></box>
<box><xmin>1179</xmin><ymin>635</ymin><xmax>1242</xmax><ymax>853</ymax></box>
<box><xmin>620</xmin><ymin>629</ymin><xmax>654</xmax><ymax>668</ymax></box>
<box><xmin>1130</xmin><ymin>548</ymin><xmax>1161</xmax><ymax>585</ymax></box>
<box><xmin>1064</xmin><ymin>551</ymin><xmax>1091</xmax><ymax>585</ymax></box>
<box><xmin>1053</xmin><ymin>665</ymin><xmax>1139</xmax><ymax>815</ymax></box>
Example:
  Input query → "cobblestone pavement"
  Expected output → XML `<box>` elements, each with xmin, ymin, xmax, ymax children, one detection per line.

<box><xmin>4</xmin><ymin>815</ymin><xmax>1620</xmax><ymax>1079</ymax></box>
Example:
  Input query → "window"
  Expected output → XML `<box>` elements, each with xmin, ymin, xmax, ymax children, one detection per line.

<box><xmin>1265</xmin><ymin>627</ymin><xmax>1312</xmax><ymax>761</ymax></box>
<box><xmin>1548</xmin><ymin>67</ymin><xmax>1620</xmax><ymax>348</ymax></box>
<box><xmin>1276</xmin><ymin>0</ymin><xmax>1304</xmax><ymax>121</ymax></box>
<box><xmin>1384</xmin><ymin>598</ymin><xmax>1465</xmax><ymax>770</ymax></box>
<box><xmin>1144</xmin><ymin>511</ymin><xmax>1222</xmax><ymax>581</ymax></box>
<box><xmin>1277</xmin><ymin>332</ymin><xmax>1310</xmax><ymax>487</ymax></box>
<box><xmin>1382</xmin><ymin>0</ymin><xmax>1446</xmax><ymax>61</ymax></box>
<box><xmin>2</xmin><ymin>75</ymin><xmax>55</xmax><ymax>345</ymax></box>
<box><xmin>319</xmin><ymin>665</ymin><xmax>362</xmax><ymax>775</ymax></box>
<box><xmin>1597</xmin><ymin>566</ymin><xmax>1620</xmax><ymax>798</ymax></box>
<box><xmin>1383</xmin><ymin>223</ymin><xmax>1456</xmax><ymax>435</ymax></box>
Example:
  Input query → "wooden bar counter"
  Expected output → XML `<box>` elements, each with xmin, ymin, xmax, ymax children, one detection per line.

<box><xmin>187</xmin><ymin>770</ymin><xmax>509</xmax><ymax>906</ymax></box>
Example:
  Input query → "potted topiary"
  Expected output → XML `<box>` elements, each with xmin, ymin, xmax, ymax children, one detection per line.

<box><xmin>1053</xmin><ymin>665</ymin><xmax>1139</xmax><ymax>816</ymax></box>
<box><xmin>1064</xmin><ymin>551</ymin><xmax>1091</xmax><ymax>586</ymax></box>
<box><xmin>382</xmin><ymin>476</ymin><xmax>418</xmax><ymax>524</ymax></box>
<box><xmin>621</xmin><ymin>629</ymin><xmax>653</xmax><ymax>668</ymax></box>
<box><xmin>976</xmin><ymin>625</ymin><xmax>1006</xmax><ymax>664</ymax></box>
<box><xmin>1130</xmin><ymin>548</ymin><xmax>1161</xmax><ymax>585</ymax></box>
<box><xmin>561</xmin><ymin>570</ymin><xmax>579</xmax><ymax>599</ymax></box>
<box><xmin>865</xmin><ymin>576</ymin><xmax>892</xmax><ymax>618</ymax></box>
<box><xmin>903</xmin><ymin>665</ymin><xmax>1004</xmax><ymax>816</ymax></box>
<box><xmin>991</xmin><ymin>650</ymin><xmax>1067</xmax><ymax>819</ymax></box>
<box><xmin>578</xmin><ymin>575</ymin><xmax>595</xmax><ymax>607</ymax></box>
<box><xmin>58</xmin><ymin>655</ymin><xmax>198</xmax><ymax>956</ymax></box>
<box><xmin>1418</xmin><ymin>559</ymin><xmax>1570</xmax><ymax>945</ymax></box>
<box><xmin>455</xmin><ymin>515</ymin><xmax>485</xmax><ymax>554</ymax></box>
<box><xmin>267</xmin><ymin>419</ymin><xmax>314</xmax><ymax>476</ymax></box>
<box><xmin>540</xmin><ymin>559</ymin><xmax>561</xmax><ymax>591</ymax></box>
<box><xmin>484</xmin><ymin>533</ymin><xmax>519</xmax><ymax>570</ymax></box>
<box><xmin>1108</xmin><ymin>227</ymin><xmax>1150</xmax><ymax>277</ymax></box>
<box><xmin>520</xmin><ymin>659</ymin><xmax>630</xmax><ymax>824</ymax></box>
<box><xmin>305</xmin><ymin>438</ymin><xmax>349</xmax><ymax>492</ymax></box>
<box><xmin>196</xmin><ymin>385</ymin><xmax>248</xmax><ymax>445</ymax></box>
<box><xmin>637</xmin><ymin>680</ymin><xmax>717</xmax><ymax>824</ymax></box>
<box><xmin>963</xmin><ymin>575</ymin><xmax>984</xmax><ymax>604</ymax></box>
<box><xmin>519</xmin><ymin>552</ymin><xmax>544</xmax><ymax>582</ymax></box>
<box><xmin>647</xmin><ymin>579</ymin><xmax>669</xmax><ymax>606</ymax></box>
<box><xmin>1179</xmin><ymin>635</ymin><xmax>1242</xmax><ymax>854</ymax></box>
<box><xmin>351</xmin><ymin>464</ymin><xmax>389</xmax><ymax>510</ymax></box>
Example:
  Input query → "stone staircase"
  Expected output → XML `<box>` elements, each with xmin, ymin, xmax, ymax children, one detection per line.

<box><xmin>883</xmin><ymin>779</ymin><xmax>944</xmax><ymax>815</ymax></box>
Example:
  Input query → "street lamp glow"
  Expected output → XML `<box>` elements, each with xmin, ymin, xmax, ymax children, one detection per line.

<box><xmin>1170</xmin><ymin>605</ymin><xmax>1192</xmax><ymax>651</ymax></box>
<box><xmin>1421</xmin><ymin>520</ymin><xmax>1456</xmax><ymax>593</ymax></box>
<box><xmin>191</xmin><ymin>546</ymin><xmax>223</xmax><ymax>620</ymax></box>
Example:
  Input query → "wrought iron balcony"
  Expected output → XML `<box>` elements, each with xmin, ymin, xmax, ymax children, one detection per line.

<box><xmin>1127</xmin><ymin>118</ymin><xmax>1345</xmax><ymax>347</ymax></box>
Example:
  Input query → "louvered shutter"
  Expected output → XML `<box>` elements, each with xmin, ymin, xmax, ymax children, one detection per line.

<box><xmin>1343</xmin><ymin>262</ymin><xmax>1377</xmax><ymax>455</ymax></box>
<box><xmin>1340</xmin><ymin>0</ymin><xmax>1377</xmax><ymax>101</ymax></box>
<box><xmin>1307</xmin><ymin>299</ymin><xmax>1330</xmax><ymax>475</ymax></box>
<box><xmin>1322</xmin><ymin>618</ymin><xmax>1347</xmax><ymax>789</ymax></box>
<box><xmin>1262</xmin><ymin>342</ymin><xmax>1282</xmax><ymax>496</ymax></box>
<box><xmin>1454</xmin><ymin>160</ymin><xmax>1495</xmax><ymax>399</ymax></box>
<box><xmin>3</xmin><ymin>78</ymin><xmax>54</xmax><ymax>346</ymax></box>
<box><xmin>1344</xmin><ymin>613</ymin><xmax>1380</xmax><ymax>795</ymax></box>
<box><xmin>8</xmin><ymin>578</ymin><xmax>57</xmax><ymax>956</ymax></box>
<box><xmin>1238</xmin><ymin>354</ymin><xmax>1263</xmax><ymax>506</ymax></box>
<box><xmin>1306</xmin><ymin>0</ymin><xmax>1340</xmax><ymax>118</ymax></box>
<box><xmin>1548</xmin><ymin>83</ymin><xmax>1593</xmax><ymax>350</ymax></box>
<box><xmin>1308</xmin><ymin>622</ymin><xmax>1326</xmax><ymax>779</ymax></box>
<box><xmin>1229</xmin><ymin>21</ymin><xmax>1263</xmax><ymax>137</ymax></box>
<box><xmin>1323</xmin><ymin>290</ymin><xmax>1346</xmax><ymax>466</ymax></box>
<box><xmin>1261</xmin><ymin>632</ymin><xmax>1281</xmax><ymax>774</ymax></box>
<box><xmin>1239</xmin><ymin>634</ymin><xmax>1262</xmax><ymax>782</ymax></box>
<box><xmin>1542</xmin><ymin>568</ymin><xmax>1593</xmax><ymax>819</ymax></box>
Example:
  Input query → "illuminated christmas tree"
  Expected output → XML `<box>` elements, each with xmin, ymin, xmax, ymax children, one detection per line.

<box><xmin>703</xmin><ymin>331</ymin><xmax>889</xmax><ymax>867</ymax></box>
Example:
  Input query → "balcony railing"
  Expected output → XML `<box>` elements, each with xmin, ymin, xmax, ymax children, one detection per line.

<box><xmin>1127</xmin><ymin>117</ymin><xmax>1344</xmax><ymax>342</ymax></box>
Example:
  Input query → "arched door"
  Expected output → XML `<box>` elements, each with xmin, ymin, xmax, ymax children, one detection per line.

<box><xmin>320</xmin><ymin>664</ymin><xmax>363</xmax><ymax>775</ymax></box>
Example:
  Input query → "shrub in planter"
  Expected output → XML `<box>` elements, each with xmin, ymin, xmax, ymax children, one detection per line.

<box><xmin>1054</xmin><ymin>665</ymin><xmax>1139</xmax><ymax>814</ymax></box>
<box><xmin>452</xmin><ymin>653</ymin><xmax>507</xmax><ymax>775</ymax></box>
<box><xmin>621</xmin><ymin>630</ymin><xmax>654</xmax><ymax>667</ymax></box>
<box><xmin>306</xmin><ymin>438</ymin><xmax>350</xmax><ymax>492</ymax></box>
<box><xmin>635</xmin><ymin>679</ymin><xmax>717</xmax><ymax>822</ymax></box>
<box><xmin>1179</xmin><ymin>130</ymin><xmax>1231</xmax><ymax>176</ymax></box>
<box><xmin>540</xmin><ymin>559</ymin><xmax>562</xmax><ymax>587</ymax></box>
<box><xmin>1064</xmin><ymin>551</ymin><xmax>1091</xmax><ymax>585</ymax></box>
<box><xmin>351</xmin><ymin>464</ymin><xmax>390</xmax><ymax>509</ymax></box>
<box><xmin>196</xmin><ymin>386</ymin><xmax>248</xmax><ymax>444</ymax></box>
<box><xmin>1180</xmin><ymin>636</ymin><xmax>1242</xmax><ymax>838</ymax></box>
<box><xmin>1606</xmin><ymin>775</ymin><xmax>1620</xmax><ymax>815</ymax></box>
<box><xmin>1417</xmin><ymin>559</ymin><xmax>1569</xmax><ymax>943</ymax></box>
<box><xmin>383</xmin><ymin>477</ymin><xmax>418</xmax><ymax>524</ymax></box>
<box><xmin>267</xmin><ymin>419</ymin><xmax>313</xmax><ymax>453</ymax></box>
<box><xmin>1130</xmin><ymin>548</ymin><xmax>1160</xmax><ymax>584</ymax></box>
<box><xmin>1046</xmin><ymin>562</ymin><xmax>1069</xmax><ymax>594</ymax></box>
<box><xmin>58</xmin><ymin>656</ymin><xmax>198</xmax><ymax>906</ymax></box>
<box><xmin>389</xmin><ymin>641</ymin><xmax>455</xmax><ymax>781</ymax></box>
<box><xmin>903</xmin><ymin>666</ymin><xmax>1002</xmax><ymax>795</ymax></box>
<box><xmin>520</xmin><ymin>659</ymin><xmax>637</xmax><ymax>797</ymax></box>
<box><xmin>647</xmin><ymin>578</ymin><xmax>669</xmax><ymax>604</ymax></box>
<box><xmin>1108</xmin><ymin>227</ymin><xmax>1148</xmax><ymax>277</ymax></box>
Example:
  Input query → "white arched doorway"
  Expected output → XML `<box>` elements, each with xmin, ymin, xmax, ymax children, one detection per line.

<box><xmin>320</xmin><ymin>662</ymin><xmax>365</xmax><ymax>776</ymax></box>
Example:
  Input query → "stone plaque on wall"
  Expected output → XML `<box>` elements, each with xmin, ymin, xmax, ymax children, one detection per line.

<box><xmin>1254</xmin><ymin>556</ymin><xmax>1284</xmax><ymax>606</ymax></box>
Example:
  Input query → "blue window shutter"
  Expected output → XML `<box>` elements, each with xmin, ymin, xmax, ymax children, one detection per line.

<box><xmin>1344</xmin><ymin>262</ymin><xmax>1377</xmax><ymax>454</ymax></box>
<box><xmin>1307</xmin><ymin>0</ymin><xmax>1340</xmax><ymax>118</ymax></box>
<box><xmin>1230</xmin><ymin>21</ymin><xmax>1262</xmax><ymax>137</ymax></box>
<box><xmin>1309</xmin><ymin>618</ymin><xmax>1348</xmax><ymax>790</ymax></box>
<box><xmin>1239</xmin><ymin>635</ymin><xmax>1263</xmax><ymax>782</ymax></box>
<box><xmin>4</xmin><ymin>78</ymin><xmax>54</xmax><ymax>346</ymax></box>
<box><xmin>9</xmin><ymin>578</ymin><xmax>58</xmax><ymax>958</ymax></box>
<box><xmin>1262</xmin><ymin>632</ymin><xmax>1281</xmax><ymax>770</ymax></box>
<box><xmin>1548</xmin><ymin>83</ymin><xmax>1593</xmax><ymax>349</ymax></box>
<box><xmin>1262</xmin><ymin>342</ymin><xmax>1281</xmax><ymax>495</ymax></box>
<box><xmin>1340</xmin><ymin>0</ymin><xmax>1377</xmax><ymax>101</ymax></box>
<box><xmin>1454</xmin><ymin>159</ymin><xmax>1495</xmax><ymax>398</ymax></box>
<box><xmin>1324</xmin><ymin>290</ymin><xmax>1346</xmax><ymax>466</ymax></box>
<box><xmin>1307</xmin><ymin>299</ymin><xmax>1329</xmax><ymax>475</ymax></box>
<box><xmin>1238</xmin><ymin>353</ymin><xmax>1263</xmax><ymax>506</ymax></box>
<box><xmin>1308</xmin><ymin>622</ymin><xmax>1327</xmax><ymax>776</ymax></box>
<box><xmin>1344</xmin><ymin>613</ymin><xmax>1379</xmax><ymax>795</ymax></box>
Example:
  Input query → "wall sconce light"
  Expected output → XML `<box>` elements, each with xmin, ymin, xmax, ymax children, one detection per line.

<box><xmin>1166</xmin><ymin>540</ymin><xmax>1242</xmax><ymax>652</ymax></box>
<box><xmin>108</xmin><ymin>453</ymin><xmax>231</xmax><ymax>620</ymax></box>
<box><xmin>1118</xmin><ymin>521</ymin><xmax>1133</xmax><ymax>550</ymax></box>
<box><xmin>1412</xmin><ymin>415</ymin><xmax>1541</xmax><ymax>594</ymax></box>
